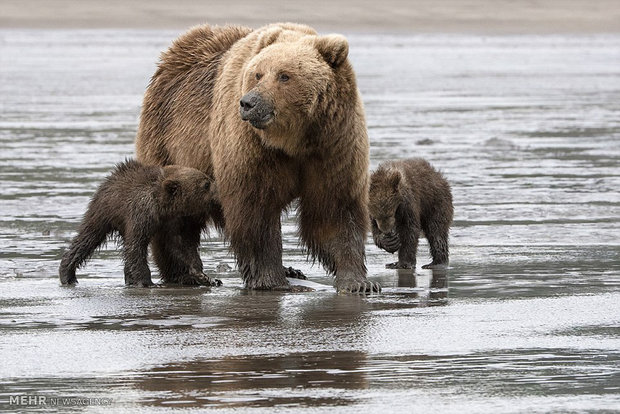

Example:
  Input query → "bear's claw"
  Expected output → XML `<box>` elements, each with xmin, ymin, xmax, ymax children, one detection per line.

<box><xmin>335</xmin><ymin>280</ymin><xmax>381</xmax><ymax>295</ymax></box>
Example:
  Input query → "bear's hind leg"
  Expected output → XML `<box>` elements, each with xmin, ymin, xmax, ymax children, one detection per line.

<box><xmin>421</xmin><ymin>224</ymin><xmax>450</xmax><ymax>269</ymax></box>
<box><xmin>59</xmin><ymin>223</ymin><xmax>110</xmax><ymax>285</ymax></box>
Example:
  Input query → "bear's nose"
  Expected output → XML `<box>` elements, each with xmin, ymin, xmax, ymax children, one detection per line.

<box><xmin>239</xmin><ymin>91</ymin><xmax>274</xmax><ymax>129</ymax></box>
<box><xmin>240</xmin><ymin>92</ymin><xmax>260</xmax><ymax>112</ymax></box>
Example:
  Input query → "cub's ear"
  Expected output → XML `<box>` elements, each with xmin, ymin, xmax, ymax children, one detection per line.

<box><xmin>388</xmin><ymin>169</ymin><xmax>401</xmax><ymax>191</ymax></box>
<box><xmin>163</xmin><ymin>179</ymin><xmax>180</xmax><ymax>198</ymax></box>
<box><xmin>315</xmin><ymin>34</ymin><xmax>349</xmax><ymax>68</ymax></box>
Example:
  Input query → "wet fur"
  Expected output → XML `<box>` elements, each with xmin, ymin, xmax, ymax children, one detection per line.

<box><xmin>136</xmin><ymin>23</ymin><xmax>378</xmax><ymax>293</ymax></box>
<box><xmin>369</xmin><ymin>158</ymin><xmax>453</xmax><ymax>269</ymax></box>
<box><xmin>58</xmin><ymin>159</ymin><xmax>220</xmax><ymax>287</ymax></box>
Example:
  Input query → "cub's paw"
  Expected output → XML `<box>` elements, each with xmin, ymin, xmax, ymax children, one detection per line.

<box><xmin>422</xmin><ymin>261</ymin><xmax>448</xmax><ymax>270</ymax></box>
<box><xmin>386</xmin><ymin>262</ymin><xmax>414</xmax><ymax>269</ymax></box>
<box><xmin>284</xmin><ymin>266</ymin><xmax>307</xmax><ymax>280</ymax></box>
<box><xmin>377</xmin><ymin>232</ymin><xmax>401</xmax><ymax>254</ymax></box>
<box><xmin>60</xmin><ymin>277</ymin><xmax>78</xmax><ymax>286</ymax></box>
<box><xmin>59</xmin><ymin>268</ymin><xmax>78</xmax><ymax>286</ymax></box>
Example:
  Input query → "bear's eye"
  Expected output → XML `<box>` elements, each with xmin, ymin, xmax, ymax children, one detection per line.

<box><xmin>204</xmin><ymin>181</ymin><xmax>210</xmax><ymax>191</ymax></box>
<box><xmin>278</xmin><ymin>73</ymin><xmax>290</xmax><ymax>83</ymax></box>
<box><xmin>255</xmin><ymin>73</ymin><xmax>263</xmax><ymax>81</ymax></box>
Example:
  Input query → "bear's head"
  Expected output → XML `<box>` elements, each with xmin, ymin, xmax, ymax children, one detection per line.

<box><xmin>161</xmin><ymin>165</ymin><xmax>217</xmax><ymax>216</ymax></box>
<box><xmin>369</xmin><ymin>168</ymin><xmax>402</xmax><ymax>234</ymax></box>
<box><xmin>239</xmin><ymin>27</ymin><xmax>351</xmax><ymax>154</ymax></box>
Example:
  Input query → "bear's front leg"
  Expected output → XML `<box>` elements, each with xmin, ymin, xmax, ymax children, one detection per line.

<box><xmin>387</xmin><ymin>212</ymin><xmax>420</xmax><ymax>270</ymax></box>
<box><xmin>234</xmin><ymin>210</ymin><xmax>289</xmax><ymax>290</ymax></box>
<box><xmin>332</xmin><ymin>232</ymin><xmax>381</xmax><ymax>294</ymax></box>
<box><xmin>151</xmin><ymin>216</ymin><xmax>222</xmax><ymax>287</ymax></box>
<box><xmin>219</xmin><ymin>183</ymin><xmax>291</xmax><ymax>290</ymax></box>
<box><xmin>213</xmin><ymin>142</ymin><xmax>303</xmax><ymax>289</ymax></box>
<box><xmin>122</xmin><ymin>233</ymin><xmax>155</xmax><ymax>287</ymax></box>
<box><xmin>300</xmin><ymin>197</ymin><xmax>381</xmax><ymax>294</ymax></box>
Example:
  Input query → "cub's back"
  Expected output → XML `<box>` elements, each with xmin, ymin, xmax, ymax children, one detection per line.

<box><xmin>396</xmin><ymin>158</ymin><xmax>451</xmax><ymax>212</ymax></box>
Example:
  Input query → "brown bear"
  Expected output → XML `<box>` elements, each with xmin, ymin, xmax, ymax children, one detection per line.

<box><xmin>369</xmin><ymin>158</ymin><xmax>453</xmax><ymax>270</ymax></box>
<box><xmin>59</xmin><ymin>159</ymin><xmax>221</xmax><ymax>287</ymax></box>
<box><xmin>136</xmin><ymin>23</ymin><xmax>379</xmax><ymax>293</ymax></box>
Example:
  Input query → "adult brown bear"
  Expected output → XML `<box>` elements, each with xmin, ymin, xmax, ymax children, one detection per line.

<box><xmin>136</xmin><ymin>23</ymin><xmax>379</xmax><ymax>293</ymax></box>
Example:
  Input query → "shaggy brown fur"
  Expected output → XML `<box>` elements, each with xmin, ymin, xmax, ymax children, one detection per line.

<box><xmin>369</xmin><ymin>158</ymin><xmax>453</xmax><ymax>269</ymax></box>
<box><xmin>58</xmin><ymin>159</ymin><xmax>221</xmax><ymax>287</ymax></box>
<box><xmin>136</xmin><ymin>23</ymin><xmax>378</xmax><ymax>293</ymax></box>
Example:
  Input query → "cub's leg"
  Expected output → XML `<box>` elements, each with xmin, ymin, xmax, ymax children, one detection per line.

<box><xmin>152</xmin><ymin>215</ymin><xmax>221</xmax><ymax>287</ymax></box>
<box><xmin>122</xmin><ymin>228</ymin><xmax>155</xmax><ymax>287</ymax></box>
<box><xmin>386</xmin><ymin>209</ymin><xmax>420</xmax><ymax>270</ymax></box>
<box><xmin>421</xmin><ymin>219</ymin><xmax>450</xmax><ymax>269</ymax></box>
<box><xmin>59</xmin><ymin>218</ymin><xmax>111</xmax><ymax>285</ymax></box>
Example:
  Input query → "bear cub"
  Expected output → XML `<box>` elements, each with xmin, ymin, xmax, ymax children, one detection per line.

<box><xmin>59</xmin><ymin>159</ymin><xmax>221</xmax><ymax>287</ymax></box>
<box><xmin>369</xmin><ymin>158</ymin><xmax>453</xmax><ymax>270</ymax></box>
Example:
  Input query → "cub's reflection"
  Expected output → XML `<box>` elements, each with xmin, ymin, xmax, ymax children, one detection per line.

<box><xmin>390</xmin><ymin>268</ymin><xmax>448</xmax><ymax>306</ymax></box>
<box><xmin>429</xmin><ymin>268</ymin><xmax>448</xmax><ymax>304</ymax></box>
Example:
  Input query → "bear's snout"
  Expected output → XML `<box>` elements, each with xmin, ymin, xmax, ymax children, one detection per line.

<box><xmin>240</xmin><ymin>91</ymin><xmax>274</xmax><ymax>129</ymax></box>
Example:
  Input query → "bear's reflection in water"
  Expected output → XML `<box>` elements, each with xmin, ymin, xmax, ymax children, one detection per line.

<box><xmin>135</xmin><ymin>351</ymin><xmax>370</xmax><ymax>408</ymax></box>
<box><xmin>128</xmin><ymin>271</ymin><xmax>446</xmax><ymax>409</ymax></box>
<box><xmin>133</xmin><ymin>292</ymin><xmax>373</xmax><ymax>408</ymax></box>
<box><xmin>381</xmin><ymin>268</ymin><xmax>449</xmax><ymax>306</ymax></box>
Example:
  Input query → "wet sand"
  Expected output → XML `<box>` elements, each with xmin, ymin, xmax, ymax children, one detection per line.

<box><xmin>1</xmin><ymin>2</ymin><xmax>620</xmax><ymax>412</ymax></box>
<box><xmin>1</xmin><ymin>0</ymin><xmax>620</xmax><ymax>33</ymax></box>
<box><xmin>1</xmin><ymin>29</ymin><xmax>619</xmax><ymax>411</ymax></box>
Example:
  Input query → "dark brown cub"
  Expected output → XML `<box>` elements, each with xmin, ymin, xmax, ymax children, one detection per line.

<box><xmin>369</xmin><ymin>158</ymin><xmax>453</xmax><ymax>270</ymax></box>
<box><xmin>59</xmin><ymin>159</ymin><xmax>220</xmax><ymax>287</ymax></box>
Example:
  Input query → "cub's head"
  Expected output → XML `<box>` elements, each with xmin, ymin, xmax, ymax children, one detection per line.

<box><xmin>239</xmin><ymin>25</ymin><xmax>350</xmax><ymax>153</ymax></box>
<box><xmin>369</xmin><ymin>167</ymin><xmax>402</xmax><ymax>234</ymax></box>
<box><xmin>161</xmin><ymin>166</ymin><xmax>217</xmax><ymax>216</ymax></box>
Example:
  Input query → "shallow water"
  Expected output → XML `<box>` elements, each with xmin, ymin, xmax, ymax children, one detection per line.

<box><xmin>1</xmin><ymin>30</ymin><xmax>619</xmax><ymax>412</ymax></box>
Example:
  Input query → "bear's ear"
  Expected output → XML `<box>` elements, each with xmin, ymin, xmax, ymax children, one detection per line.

<box><xmin>315</xmin><ymin>34</ymin><xmax>349</xmax><ymax>68</ymax></box>
<box><xmin>388</xmin><ymin>170</ymin><xmax>401</xmax><ymax>192</ymax></box>
<box><xmin>163</xmin><ymin>179</ymin><xmax>180</xmax><ymax>198</ymax></box>
<box><xmin>254</xmin><ymin>27</ymin><xmax>282</xmax><ymax>53</ymax></box>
